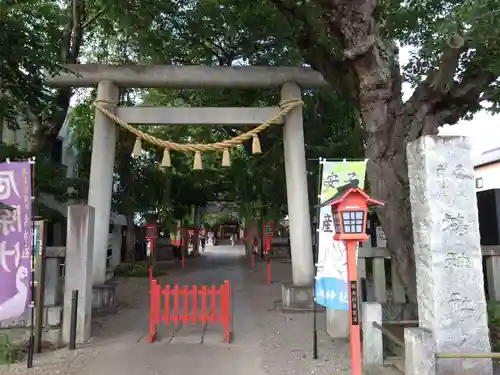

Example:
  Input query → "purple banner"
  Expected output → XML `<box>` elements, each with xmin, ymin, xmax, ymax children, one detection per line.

<box><xmin>0</xmin><ymin>161</ymin><xmax>32</xmax><ymax>323</ymax></box>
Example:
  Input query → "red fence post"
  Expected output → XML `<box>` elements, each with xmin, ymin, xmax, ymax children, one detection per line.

<box><xmin>147</xmin><ymin>280</ymin><xmax>161</xmax><ymax>343</ymax></box>
<box><xmin>173</xmin><ymin>284</ymin><xmax>180</xmax><ymax>325</ymax></box>
<box><xmin>162</xmin><ymin>285</ymin><xmax>170</xmax><ymax>325</ymax></box>
<box><xmin>191</xmin><ymin>286</ymin><xmax>198</xmax><ymax>324</ymax></box>
<box><xmin>200</xmin><ymin>285</ymin><xmax>207</xmax><ymax>325</ymax></box>
<box><xmin>221</xmin><ymin>280</ymin><xmax>232</xmax><ymax>343</ymax></box>
<box><xmin>182</xmin><ymin>285</ymin><xmax>189</xmax><ymax>324</ymax></box>
<box><xmin>209</xmin><ymin>285</ymin><xmax>217</xmax><ymax>325</ymax></box>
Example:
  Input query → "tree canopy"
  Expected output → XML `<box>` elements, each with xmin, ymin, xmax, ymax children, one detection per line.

<box><xmin>0</xmin><ymin>0</ymin><xmax>361</xmax><ymax>259</ymax></box>
<box><xmin>4</xmin><ymin>0</ymin><xmax>499</xmax><ymax>311</ymax></box>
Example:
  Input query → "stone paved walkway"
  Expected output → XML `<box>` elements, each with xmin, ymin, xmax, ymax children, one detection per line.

<box><xmin>1</xmin><ymin>245</ymin><xmax>401</xmax><ymax>375</ymax></box>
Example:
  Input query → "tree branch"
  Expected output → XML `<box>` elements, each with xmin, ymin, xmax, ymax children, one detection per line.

<box><xmin>82</xmin><ymin>8</ymin><xmax>104</xmax><ymax>30</ymax></box>
<box><xmin>29</xmin><ymin>0</ymin><xmax>87</xmax><ymax>152</ymax></box>
<box><xmin>428</xmin><ymin>34</ymin><xmax>466</xmax><ymax>93</ymax></box>
<box><xmin>69</xmin><ymin>0</ymin><xmax>85</xmax><ymax>62</ymax></box>
<box><xmin>268</xmin><ymin>0</ymin><xmax>356</xmax><ymax>97</ymax></box>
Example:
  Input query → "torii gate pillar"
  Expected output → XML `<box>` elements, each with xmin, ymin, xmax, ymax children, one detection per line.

<box><xmin>281</xmin><ymin>82</ymin><xmax>315</xmax><ymax>294</ymax></box>
<box><xmin>88</xmin><ymin>80</ymin><xmax>118</xmax><ymax>285</ymax></box>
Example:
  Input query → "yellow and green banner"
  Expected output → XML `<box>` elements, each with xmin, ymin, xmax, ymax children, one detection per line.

<box><xmin>315</xmin><ymin>159</ymin><xmax>368</xmax><ymax>309</ymax></box>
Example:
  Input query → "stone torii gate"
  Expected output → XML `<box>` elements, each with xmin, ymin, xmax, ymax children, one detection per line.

<box><xmin>46</xmin><ymin>65</ymin><xmax>328</xmax><ymax>308</ymax></box>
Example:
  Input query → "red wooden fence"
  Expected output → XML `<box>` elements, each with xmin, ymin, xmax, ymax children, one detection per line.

<box><xmin>147</xmin><ymin>279</ymin><xmax>232</xmax><ymax>343</ymax></box>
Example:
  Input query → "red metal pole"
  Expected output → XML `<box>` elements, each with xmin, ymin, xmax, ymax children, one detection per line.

<box><xmin>147</xmin><ymin>280</ymin><xmax>161</xmax><ymax>343</ymax></box>
<box><xmin>346</xmin><ymin>240</ymin><xmax>361</xmax><ymax>375</ymax></box>
<box><xmin>223</xmin><ymin>280</ymin><xmax>231</xmax><ymax>343</ymax></box>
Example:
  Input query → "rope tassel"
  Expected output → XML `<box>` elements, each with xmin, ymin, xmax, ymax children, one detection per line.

<box><xmin>161</xmin><ymin>148</ymin><xmax>171</xmax><ymax>168</ymax></box>
<box><xmin>222</xmin><ymin>148</ymin><xmax>231</xmax><ymax>167</ymax></box>
<box><xmin>193</xmin><ymin>151</ymin><xmax>203</xmax><ymax>170</ymax></box>
<box><xmin>252</xmin><ymin>134</ymin><xmax>262</xmax><ymax>154</ymax></box>
<box><xmin>132</xmin><ymin>137</ymin><xmax>142</xmax><ymax>157</ymax></box>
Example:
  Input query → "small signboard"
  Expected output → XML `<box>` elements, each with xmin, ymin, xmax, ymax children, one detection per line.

<box><xmin>145</xmin><ymin>224</ymin><xmax>157</xmax><ymax>240</ymax></box>
<box><xmin>349</xmin><ymin>280</ymin><xmax>359</xmax><ymax>326</ymax></box>
<box><xmin>376</xmin><ymin>226</ymin><xmax>386</xmax><ymax>248</ymax></box>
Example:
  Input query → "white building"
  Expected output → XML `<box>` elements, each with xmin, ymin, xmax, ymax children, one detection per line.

<box><xmin>474</xmin><ymin>147</ymin><xmax>500</xmax><ymax>192</ymax></box>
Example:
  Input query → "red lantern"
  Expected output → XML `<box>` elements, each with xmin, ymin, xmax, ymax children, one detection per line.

<box><xmin>263</xmin><ymin>221</ymin><xmax>274</xmax><ymax>255</ymax></box>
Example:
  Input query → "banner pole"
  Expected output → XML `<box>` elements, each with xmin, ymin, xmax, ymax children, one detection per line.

<box><xmin>27</xmin><ymin>157</ymin><xmax>36</xmax><ymax>368</ymax></box>
<box><xmin>312</xmin><ymin>158</ymin><xmax>324</xmax><ymax>360</ymax></box>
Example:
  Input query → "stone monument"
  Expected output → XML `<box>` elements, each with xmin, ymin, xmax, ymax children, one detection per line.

<box><xmin>62</xmin><ymin>205</ymin><xmax>95</xmax><ymax>344</ymax></box>
<box><xmin>407</xmin><ymin>135</ymin><xmax>492</xmax><ymax>375</ymax></box>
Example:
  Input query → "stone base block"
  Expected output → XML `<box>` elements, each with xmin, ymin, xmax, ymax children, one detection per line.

<box><xmin>44</xmin><ymin>306</ymin><xmax>63</xmax><ymax>327</ymax></box>
<box><xmin>105</xmin><ymin>267</ymin><xmax>115</xmax><ymax>281</ymax></box>
<box><xmin>281</xmin><ymin>282</ymin><xmax>314</xmax><ymax>311</ymax></box>
<box><xmin>326</xmin><ymin>308</ymin><xmax>349</xmax><ymax>339</ymax></box>
<box><xmin>92</xmin><ymin>283</ymin><xmax>117</xmax><ymax>313</ymax></box>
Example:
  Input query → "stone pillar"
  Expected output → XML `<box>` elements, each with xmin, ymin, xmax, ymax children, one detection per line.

<box><xmin>361</xmin><ymin>302</ymin><xmax>383</xmax><ymax>373</ymax></box>
<box><xmin>405</xmin><ymin>328</ymin><xmax>436</xmax><ymax>375</ymax></box>
<box><xmin>62</xmin><ymin>205</ymin><xmax>95</xmax><ymax>344</ymax></box>
<box><xmin>281</xmin><ymin>82</ymin><xmax>314</xmax><ymax>286</ymax></box>
<box><xmin>88</xmin><ymin>80</ymin><xmax>118</xmax><ymax>285</ymax></box>
<box><xmin>193</xmin><ymin>207</ymin><xmax>201</xmax><ymax>255</ymax></box>
<box><xmin>407</xmin><ymin>135</ymin><xmax>492</xmax><ymax>375</ymax></box>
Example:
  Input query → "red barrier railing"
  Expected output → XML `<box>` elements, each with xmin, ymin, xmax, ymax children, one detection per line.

<box><xmin>147</xmin><ymin>280</ymin><xmax>232</xmax><ymax>344</ymax></box>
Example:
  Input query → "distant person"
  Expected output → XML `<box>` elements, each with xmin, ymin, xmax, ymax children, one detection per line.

<box><xmin>200</xmin><ymin>236</ymin><xmax>206</xmax><ymax>252</ymax></box>
<box><xmin>230</xmin><ymin>233</ymin><xmax>235</xmax><ymax>247</ymax></box>
<box><xmin>252</xmin><ymin>237</ymin><xmax>259</xmax><ymax>254</ymax></box>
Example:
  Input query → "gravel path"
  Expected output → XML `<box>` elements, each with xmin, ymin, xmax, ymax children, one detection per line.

<box><xmin>0</xmin><ymin>246</ymin><xmax>400</xmax><ymax>375</ymax></box>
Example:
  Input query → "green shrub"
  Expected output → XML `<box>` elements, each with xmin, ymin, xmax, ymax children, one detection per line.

<box><xmin>488</xmin><ymin>302</ymin><xmax>500</xmax><ymax>352</ymax></box>
<box><xmin>115</xmin><ymin>261</ymin><xmax>163</xmax><ymax>278</ymax></box>
<box><xmin>0</xmin><ymin>334</ymin><xmax>22</xmax><ymax>364</ymax></box>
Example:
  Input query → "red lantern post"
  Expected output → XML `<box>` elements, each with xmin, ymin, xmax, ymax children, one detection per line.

<box><xmin>321</xmin><ymin>183</ymin><xmax>383</xmax><ymax>375</ymax></box>
<box><xmin>263</xmin><ymin>221</ymin><xmax>274</xmax><ymax>254</ymax></box>
<box><xmin>263</xmin><ymin>222</ymin><xmax>274</xmax><ymax>284</ymax></box>
<box><xmin>145</xmin><ymin>224</ymin><xmax>158</xmax><ymax>284</ymax></box>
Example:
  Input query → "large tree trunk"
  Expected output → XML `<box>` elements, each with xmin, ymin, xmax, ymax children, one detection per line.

<box><xmin>125</xmin><ymin>214</ymin><xmax>136</xmax><ymax>263</ymax></box>
<box><xmin>367</xmin><ymin>149</ymin><xmax>417</xmax><ymax>318</ymax></box>
<box><xmin>271</xmin><ymin>0</ymin><xmax>421</xmax><ymax>316</ymax></box>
